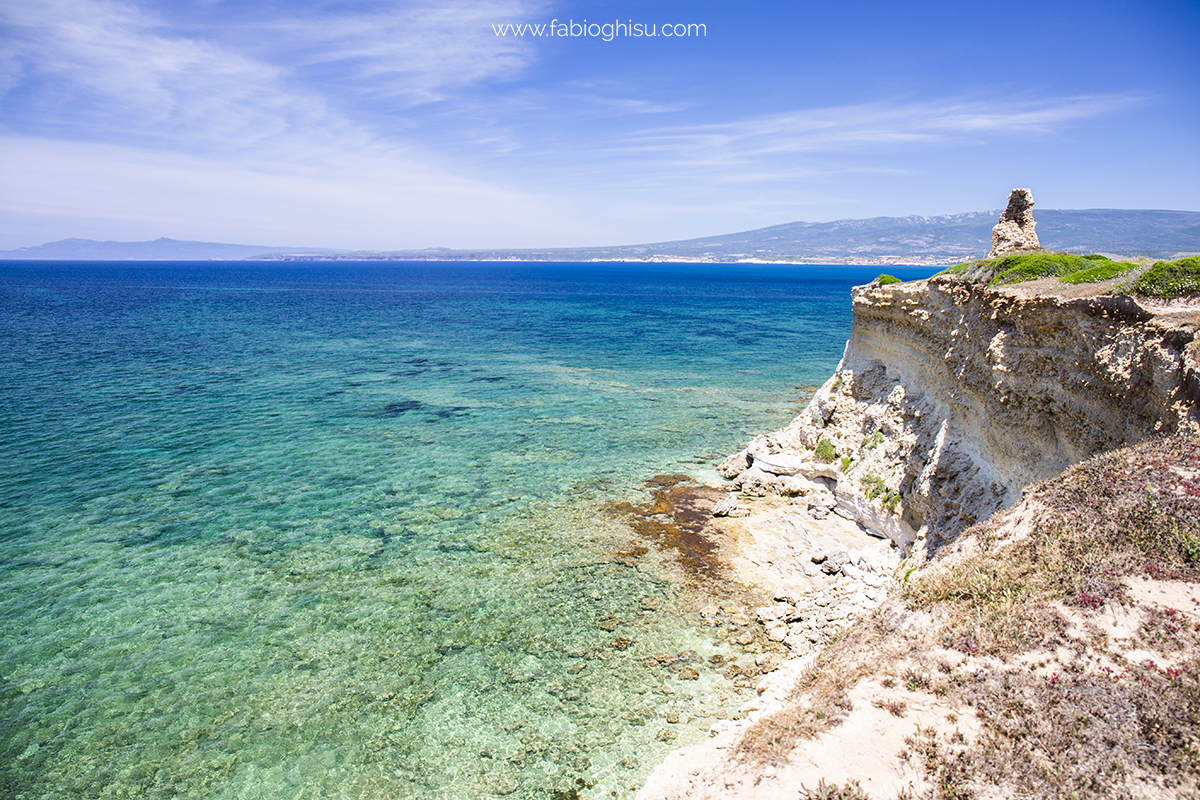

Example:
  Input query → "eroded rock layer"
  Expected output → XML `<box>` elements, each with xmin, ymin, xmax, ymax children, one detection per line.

<box><xmin>723</xmin><ymin>276</ymin><xmax>1200</xmax><ymax>552</ymax></box>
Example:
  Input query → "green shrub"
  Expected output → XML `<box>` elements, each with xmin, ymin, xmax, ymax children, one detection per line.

<box><xmin>987</xmin><ymin>253</ymin><xmax>1091</xmax><ymax>287</ymax></box>
<box><xmin>862</xmin><ymin>474</ymin><xmax>886</xmax><ymax>499</ymax></box>
<box><xmin>814</xmin><ymin>438</ymin><xmax>837</xmax><ymax>462</ymax></box>
<box><xmin>875</xmin><ymin>274</ymin><xmax>901</xmax><ymax>285</ymax></box>
<box><xmin>840</xmin><ymin>456</ymin><xmax>853</xmax><ymax>472</ymax></box>
<box><xmin>1125</xmin><ymin>257</ymin><xmax>1200</xmax><ymax>298</ymax></box>
<box><xmin>1059</xmin><ymin>260</ymin><xmax>1138</xmax><ymax>284</ymax></box>
<box><xmin>1081</xmin><ymin>253</ymin><xmax>1111</xmax><ymax>262</ymax></box>
<box><xmin>935</xmin><ymin>262</ymin><xmax>971</xmax><ymax>276</ymax></box>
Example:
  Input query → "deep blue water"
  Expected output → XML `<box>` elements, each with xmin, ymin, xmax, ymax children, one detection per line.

<box><xmin>0</xmin><ymin>261</ymin><xmax>936</xmax><ymax>799</ymax></box>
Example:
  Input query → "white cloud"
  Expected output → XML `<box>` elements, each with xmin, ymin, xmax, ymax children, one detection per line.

<box><xmin>0</xmin><ymin>135</ymin><xmax>599</xmax><ymax>249</ymax></box>
<box><xmin>258</xmin><ymin>1</ymin><xmax>549</xmax><ymax>103</ymax></box>
<box><xmin>0</xmin><ymin>0</ymin><xmax>584</xmax><ymax>249</ymax></box>
<box><xmin>0</xmin><ymin>0</ymin><xmax>548</xmax><ymax>151</ymax></box>
<box><xmin>0</xmin><ymin>0</ymin><xmax>355</xmax><ymax>152</ymax></box>
<box><xmin>615</xmin><ymin>94</ymin><xmax>1144</xmax><ymax>163</ymax></box>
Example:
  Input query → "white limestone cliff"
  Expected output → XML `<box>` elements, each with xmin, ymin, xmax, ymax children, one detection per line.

<box><xmin>718</xmin><ymin>275</ymin><xmax>1199</xmax><ymax>557</ymax></box>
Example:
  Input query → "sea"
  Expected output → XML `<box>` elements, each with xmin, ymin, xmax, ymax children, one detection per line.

<box><xmin>0</xmin><ymin>261</ymin><xmax>937</xmax><ymax>799</ymax></box>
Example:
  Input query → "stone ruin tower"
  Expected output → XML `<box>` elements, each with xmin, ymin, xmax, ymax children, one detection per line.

<box><xmin>987</xmin><ymin>188</ymin><xmax>1041</xmax><ymax>259</ymax></box>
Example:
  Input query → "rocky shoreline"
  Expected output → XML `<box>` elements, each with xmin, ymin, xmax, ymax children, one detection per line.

<box><xmin>633</xmin><ymin>259</ymin><xmax>1200</xmax><ymax>798</ymax></box>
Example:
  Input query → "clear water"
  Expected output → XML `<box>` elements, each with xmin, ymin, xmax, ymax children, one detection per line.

<box><xmin>0</xmin><ymin>261</ymin><xmax>936</xmax><ymax>799</ymax></box>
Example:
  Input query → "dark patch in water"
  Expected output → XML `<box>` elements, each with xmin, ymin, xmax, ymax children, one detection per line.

<box><xmin>382</xmin><ymin>400</ymin><xmax>423</xmax><ymax>417</ymax></box>
<box><xmin>436</xmin><ymin>540</ymin><xmax>477</xmax><ymax>553</ymax></box>
<box><xmin>170</xmin><ymin>384</ymin><xmax>204</xmax><ymax>396</ymax></box>
<box><xmin>393</xmin><ymin>369</ymin><xmax>426</xmax><ymax>378</ymax></box>
<box><xmin>378</xmin><ymin>400</ymin><xmax>469</xmax><ymax>421</ymax></box>
<box><xmin>606</xmin><ymin>474</ymin><xmax>728</xmax><ymax>587</ymax></box>
<box><xmin>470</xmin><ymin>376</ymin><xmax>506</xmax><ymax>383</ymax></box>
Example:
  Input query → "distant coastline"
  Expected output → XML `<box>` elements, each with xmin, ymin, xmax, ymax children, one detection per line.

<box><xmin>4</xmin><ymin>208</ymin><xmax>1199</xmax><ymax>264</ymax></box>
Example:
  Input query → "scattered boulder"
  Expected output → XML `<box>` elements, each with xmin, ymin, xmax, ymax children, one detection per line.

<box><xmin>813</xmin><ymin>550</ymin><xmax>850</xmax><ymax>575</ymax></box>
<box><xmin>716</xmin><ymin>450</ymin><xmax>750</xmax><ymax>478</ymax></box>
<box><xmin>807</xmin><ymin>488</ymin><xmax>837</xmax><ymax>519</ymax></box>
<box><xmin>712</xmin><ymin>493</ymin><xmax>739</xmax><ymax>517</ymax></box>
<box><xmin>732</xmin><ymin>466</ymin><xmax>775</xmax><ymax>496</ymax></box>
<box><xmin>641</xmin><ymin>595</ymin><xmax>664</xmax><ymax>611</ymax></box>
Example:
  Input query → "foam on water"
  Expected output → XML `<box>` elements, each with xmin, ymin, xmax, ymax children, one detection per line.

<box><xmin>0</xmin><ymin>262</ymin><xmax>936</xmax><ymax>798</ymax></box>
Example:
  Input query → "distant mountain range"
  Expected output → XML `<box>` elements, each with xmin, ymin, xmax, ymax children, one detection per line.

<box><xmin>3</xmin><ymin>209</ymin><xmax>1198</xmax><ymax>264</ymax></box>
<box><xmin>0</xmin><ymin>237</ymin><xmax>335</xmax><ymax>261</ymax></box>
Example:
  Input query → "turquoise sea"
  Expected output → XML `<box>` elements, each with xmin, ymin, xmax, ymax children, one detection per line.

<box><xmin>0</xmin><ymin>261</ymin><xmax>936</xmax><ymax>799</ymax></box>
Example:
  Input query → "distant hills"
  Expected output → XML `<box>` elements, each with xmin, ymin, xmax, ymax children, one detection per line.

<box><xmin>0</xmin><ymin>237</ymin><xmax>338</xmax><ymax>261</ymax></box>
<box><xmin>3</xmin><ymin>209</ymin><xmax>1198</xmax><ymax>264</ymax></box>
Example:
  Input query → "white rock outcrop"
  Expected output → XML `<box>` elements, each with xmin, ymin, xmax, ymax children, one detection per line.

<box><xmin>722</xmin><ymin>276</ymin><xmax>1200</xmax><ymax>554</ymax></box>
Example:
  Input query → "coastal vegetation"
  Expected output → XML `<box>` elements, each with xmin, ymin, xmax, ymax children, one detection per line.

<box><xmin>1123</xmin><ymin>256</ymin><xmax>1200</xmax><ymax>298</ymax></box>
<box><xmin>1058</xmin><ymin>254</ymin><xmax>1140</xmax><ymax>284</ymax></box>
<box><xmin>737</xmin><ymin>434</ymin><xmax>1200</xmax><ymax>799</ymax></box>
<box><xmin>986</xmin><ymin>252</ymin><xmax>1093</xmax><ymax>286</ymax></box>
<box><xmin>938</xmin><ymin>253</ymin><xmax>1200</xmax><ymax>297</ymax></box>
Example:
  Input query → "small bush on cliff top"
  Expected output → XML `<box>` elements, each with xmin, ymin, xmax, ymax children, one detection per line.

<box><xmin>987</xmin><ymin>253</ymin><xmax>1090</xmax><ymax>286</ymax></box>
<box><xmin>1124</xmin><ymin>256</ymin><xmax>1200</xmax><ymax>298</ymax></box>
<box><xmin>875</xmin><ymin>274</ymin><xmax>901</xmax><ymax>285</ymax></box>
<box><xmin>934</xmin><ymin>262</ymin><xmax>970</xmax><ymax>276</ymax></box>
<box><xmin>939</xmin><ymin>252</ymin><xmax>1141</xmax><ymax>288</ymax></box>
<box><xmin>1059</xmin><ymin>259</ymin><xmax>1138</xmax><ymax>284</ymax></box>
<box><xmin>814</xmin><ymin>438</ymin><xmax>837</xmax><ymax>462</ymax></box>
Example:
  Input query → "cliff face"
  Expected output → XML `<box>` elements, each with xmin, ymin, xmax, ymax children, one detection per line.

<box><xmin>638</xmin><ymin>276</ymin><xmax>1200</xmax><ymax>800</ymax></box>
<box><xmin>726</xmin><ymin>275</ymin><xmax>1200</xmax><ymax>551</ymax></box>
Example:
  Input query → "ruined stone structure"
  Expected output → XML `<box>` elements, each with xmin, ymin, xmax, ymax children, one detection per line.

<box><xmin>987</xmin><ymin>188</ymin><xmax>1040</xmax><ymax>258</ymax></box>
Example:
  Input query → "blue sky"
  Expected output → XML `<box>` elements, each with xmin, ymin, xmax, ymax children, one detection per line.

<box><xmin>1</xmin><ymin>0</ymin><xmax>1197</xmax><ymax>250</ymax></box>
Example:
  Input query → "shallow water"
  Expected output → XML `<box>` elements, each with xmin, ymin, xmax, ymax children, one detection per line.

<box><xmin>0</xmin><ymin>261</ymin><xmax>936</xmax><ymax>799</ymax></box>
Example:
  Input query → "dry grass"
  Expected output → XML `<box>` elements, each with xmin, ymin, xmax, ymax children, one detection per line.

<box><xmin>731</xmin><ymin>433</ymin><xmax>1200</xmax><ymax>798</ymax></box>
<box><xmin>907</xmin><ymin>433</ymin><xmax>1200</xmax><ymax>657</ymax></box>
<box><xmin>801</xmin><ymin>779</ymin><xmax>872</xmax><ymax>799</ymax></box>
<box><xmin>923</xmin><ymin>658</ymin><xmax>1200</xmax><ymax>799</ymax></box>
<box><xmin>736</xmin><ymin>612</ymin><xmax>894</xmax><ymax>761</ymax></box>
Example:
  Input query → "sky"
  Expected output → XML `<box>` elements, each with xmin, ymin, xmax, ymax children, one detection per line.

<box><xmin>0</xmin><ymin>0</ymin><xmax>1198</xmax><ymax>250</ymax></box>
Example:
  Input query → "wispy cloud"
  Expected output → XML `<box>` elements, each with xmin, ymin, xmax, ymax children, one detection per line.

<box><xmin>615</xmin><ymin>94</ymin><xmax>1144</xmax><ymax>164</ymax></box>
<box><xmin>0</xmin><ymin>0</ymin><xmax>548</xmax><ymax>152</ymax></box>
<box><xmin>0</xmin><ymin>133</ymin><xmax>601</xmax><ymax>249</ymax></box>
<box><xmin>256</xmin><ymin>1</ymin><xmax>549</xmax><ymax>103</ymax></box>
<box><xmin>0</xmin><ymin>0</ymin><xmax>356</xmax><ymax>152</ymax></box>
<box><xmin>0</xmin><ymin>0</ymin><xmax>589</xmax><ymax>248</ymax></box>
